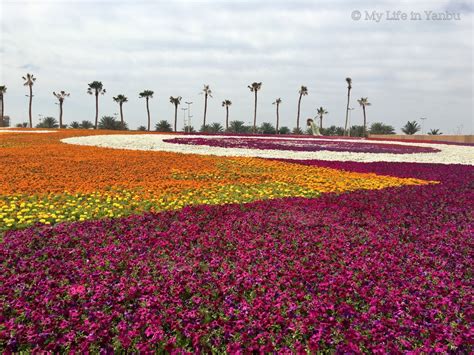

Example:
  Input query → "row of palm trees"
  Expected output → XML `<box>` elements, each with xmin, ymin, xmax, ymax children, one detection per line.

<box><xmin>0</xmin><ymin>74</ymin><xmax>372</xmax><ymax>135</ymax></box>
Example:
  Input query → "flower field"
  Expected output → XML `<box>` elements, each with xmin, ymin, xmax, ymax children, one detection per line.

<box><xmin>1</xmin><ymin>130</ymin><xmax>473</xmax><ymax>352</ymax></box>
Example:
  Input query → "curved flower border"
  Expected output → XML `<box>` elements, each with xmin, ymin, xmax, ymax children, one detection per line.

<box><xmin>62</xmin><ymin>134</ymin><xmax>474</xmax><ymax>165</ymax></box>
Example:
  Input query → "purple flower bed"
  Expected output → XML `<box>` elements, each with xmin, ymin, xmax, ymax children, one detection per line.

<box><xmin>164</xmin><ymin>137</ymin><xmax>440</xmax><ymax>154</ymax></box>
<box><xmin>1</xmin><ymin>163</ymin><xmax>473</xmax><ymax>352</ymax></box>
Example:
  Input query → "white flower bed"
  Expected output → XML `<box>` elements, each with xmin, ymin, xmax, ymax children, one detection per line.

<box><xmin>61</xmin><ymin>134</ymin><xmax>474</xmax><ymax>165</ymax></box>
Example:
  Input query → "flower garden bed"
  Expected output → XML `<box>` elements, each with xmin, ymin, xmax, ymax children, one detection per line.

<box><xmin>0</xmin><ymin>130</ymin><xmax>472</xmax><ymax>352</ymax></box>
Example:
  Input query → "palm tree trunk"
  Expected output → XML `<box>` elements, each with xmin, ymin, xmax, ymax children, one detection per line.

<box><xmin>174</xmin><ymin>105</ymin><xmax>178</xmax><ymax>132</ymax></box>
<box><xmin>320</xmin><ymin>114</ymin><xmax>323</xmax><ymax>130</ymax></box>
<box><xmin>59</xmin><ymin>101</ymin><xmax>63</xmax><ymax>128</ymax></box>
<box><xmin>296</xmin><ymin>94</ymin><xmax>302</xmax><ymax>130</ymax></box>
<box><xmin>146</xmin><ymin>98</ymin><xmax>151</xmax><ymax>131</ymax></box>
<box><xmin>120</xmin><ymin>103</ymin><xmax>124</xmax><ymax>128</ymax></box>
<box><xmin>0</xmin><ymin>97</ymin><xmax>4</xmax><ymax>127</ymax></box>
<box><xmin>203</xmin><ymin>94</ymin><xmax>208</xmax><ymax>127</ymax></box>
<box><xmin>28</xmin><ymin>85</ymin><xmax>33</xmax><ymax>128</ymax></box>
<box><xmin>276</xmin><ymin>104</ymin><xmax>280</xmax><ymax>134</ymax></box>
<box><xmin>363</xmin><ymin>105</ymin><xmax>367</xmax><ymax>138</ymax></box>
<box><xmin>95</xmin><ymin>93</ymin><xmax>99</xmax><ymax>129</ymax></box>
<box><xmin>225</xmin><ymin>106</ymin><xmax>229</xmax><ymax>130</ymax></box>
<box><xmin>344</xmin><ymin>89</ymin><xmax>351</xmax><ymax>136</ymax></box>
<box><xmin>253</xmin><ymin>92</ymin><xmax>257</xmax><ymax>133</ymax></box>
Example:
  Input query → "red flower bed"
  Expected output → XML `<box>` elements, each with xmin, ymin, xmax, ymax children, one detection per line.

<box><xmin>1</xmin><ymin>163</ymin><xmax>472</xmax><ymax>352</ymax></box>
<box><xmin>164</xmin><ymin>137</ymin><xmax>440</xmax><ymax>154</ymax></box>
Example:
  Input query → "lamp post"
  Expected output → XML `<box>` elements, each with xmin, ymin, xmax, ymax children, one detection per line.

<box><xmin>185</xmin><ymin>101</ymin><xmax>193</xmax><ymax>133</ymax></box>
<box><xmin>181</xmin><ymin>107</ymin><xmax>188</xmax><ymax>132</ymax></box>
<box><xmin>347</xmin><ymin>108</ymin><xmax>354</xmax><ymax>136</ymax></box>
<box><xmin>420</xmin><ymin>117</ymin><xmax>427</xmax><ymax>134</ymax></box>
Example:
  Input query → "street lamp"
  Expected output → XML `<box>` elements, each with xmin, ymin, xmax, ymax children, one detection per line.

<box><xmin>348</xmin><ymin>108</ymin><xmax>355</xmax><ymax>136</ymax></box>
<box><xmin>181</xmin><ymin>108</ymin><xmax>188</xmax><ymax>132</ymax></box>
<box><xmin>420</xmin><ymin>117</ymin><xmax>427</xmax><ymax>134</ymax></box>
<box><xmin>185</xmin><ymin>101</ymin><xmax>193</xmax><ymax>133</ymax></box>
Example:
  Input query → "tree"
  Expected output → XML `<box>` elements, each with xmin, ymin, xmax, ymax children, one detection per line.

<box><xmin>292</xmin><ymin>127</ymin><xmax>304</xmax><ymax>135</ymax></box>
<box><xmin>16</xmin><ymin>122</ymin><xmax>29</xmax><ymax>128</ymax></box>
<box><xmin>201</xmin><ymin>85</ymin><xmax>212</xmax><ymax>127</ymax></box>
<box><xmin>296</xmin><ymin>86</ymin><xmax>308</xmax><ymax>130</ymax></box>
<box><xmin>87</xmin><ymin>81</ymin><xmax>106</xmax><ymax>129</ymax></box>
<box><xmin>200</xmin><ymin>124</ymin><xmax>213</xmax><ymax>133</ymax></box>
<box><xmin>248</xmin><ymin>82</ymin><xmax>262</xmax><ymax>132</ymax></box>
<box><xmin>183</xmin><ymin>125</ymin><xmax>196</xmax><ymax>133</ymax></box>
<box><xmin>316</xmin><ymin>106</ymin><xmax>328</xmax><ymax>130</ymax></box>
<box><xmin>278</xmin><ymin>126</ymin><xmax>291</xmax><ymax>134</ymax></box>
<box><xmin>98</xmin><ymin>115</ymin><xmax>128</xmax><ymax>130</ymax></box>
<box><xmin>322</xmin><ymin>125</ymin><xmax>345</xmax><ymax>136</ymax></box>
<box><xmin>36</xmin><ymin>116</ymin><xmax>58</xmax><ymax>128</ymax></box>
<box><xmin>357</xmin><ymin>97</ymin><xmax>371</xmax><ymax>137</ymax></box>
<box><xmin>349</xmin><ymin>125</ymin><xmax>365</xmax><ymax>137</ymax></box>
<box><xmin>155</xmin><ymin>120</ymin><xmax>173</xmax><ymax>132</ymax></box>
<box><xmin>0</xmin><ymin>85</ymin><xmax>6</xmax><ymax>127</ymax></box>
<box><xmin>428</xmin><ymin>128</ymin><xmax>442</xmax><ymax>135</ymax></box>
<box><xmin>112</xmin><ymin>94</ymin><xmax>128</xmax><ymax>129</ymax></box>
<box><xmin>228</xmin><ymin>120</ymin><xmax>250</xmax><ymax>133</ymax></box>
<box><xmin>70</xmin><ymin>121</ymin><xmax>80</xmax><ymax>128</ymax></box>
<box><xmin>139</xmin><ymin>90</ymin><xmax>154</xmax><ymax>131</ymax></box>
<box><xmin>169</xmin><ymin>96</ymin><xmax>182</xmax><ymax>132</ymax></box>
<box><xmin>272</xmin><ymin>98</ymin><xmax>282</xmax><ymax>134</ymax></box>
<box><xmin>401</xmin><ymin>121</ymin><xmax>421</xmax><ymax>135</ymax></box>
<box><xmin>259</xmin><ymin>122</ymin><xmax>276</xmax><ymax>134</ymax></box>
<box><xmin>369</xmin><ymin>122</ymin><xmax>395</xmax><ymax>135</ymax></box>
<box><xmin>137</xmin><ymin>125</ymin><xmax>147</xmax><ymax>131</ymax></box>
<box><xmin>222</xmin><ymin>99</ymin><xmax>232</xmax><ymax>130</ymax></box>
<box><xmin>22</xmin><ymin>73</ymin><xmax>36</xmax><ymax>128</ymax></box>
<box><xmin>210</xmin><ymin>122</ymin><xmax>223</xmax><ymax>133</ymax></box>
<box><xmin>80</xmin><ymin>120</ymin><xmax>94</xmax><ymax>129</ymax></box>
<box><xmin>344</xmin><ymin>77</ymin><xmax>352</xmax><ymax>136</ymax></box>
<box><xmin>53</xmin><ymin>91</ymin><xmax>70</xmax><ymax>128</ymax></box>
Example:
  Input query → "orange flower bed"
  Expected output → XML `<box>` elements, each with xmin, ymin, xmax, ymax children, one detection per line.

<box><xmin>0</xmin><ymin>130</ymin><xmax>431</xmax><ymax>231</ymax></box>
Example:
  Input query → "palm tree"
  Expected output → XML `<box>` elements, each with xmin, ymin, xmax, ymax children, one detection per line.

<box><xmin>70</xmin><ymin>121</ymin><xmax>80</xmax><ymax>129</ymax></box>
<box><xmin>22</xmin><ymin>73</ymin><xmax>36</xmax><ymax>128</ymax></box>
<box><xmin>272</xmin><ymin>98</ymin><xmax>282</xmax><ymax>134</ymax></box>
<box><xmin>357</xmin><ymin>97</ymin><xmax>371</xmax><ymax>137</ymax></box>
<box><xmin>53</xmin><ymin>91</ymin><xmax>70</xmax><ymax>128</ymax></box>
<box><xmin>36</xmin><ymin>116</ymin><xmax>59</xmax><ymax>128</ymax></box>
<box><xmin>296</xmin><ymin>86</ymin><xmax>308</xmax><ymax>130</ymax></box>
<box><xmin>139</xmin><ymin>90</ymin><xmax>154</xmax><ymax>131</ymax></box>
<box><xmin>155</xmin><ymin>120</ymin><xmax>173</xmax><ymax>132</ymax></box>
<box><xmin>80</xmin><ymin>120</ymin><xmax>94</xmax><ymax>129</ymax></box>
<box><xmin>201</xmin><ymin>85</ymin><xmax>212</xmax><ymax>127</ymax></box>
<box><xmin>222</xmin><ymin>99</ymin><xmax>232</xmax><ymax>130</ymax></box>
<box><xmin>87</xmin><ymin>81</ymin><xmax>106</xmax><ymax>129</ymax></box>
<box><xmin>259</xmin><ymin>122</ymin><xmax>276</xmax><ymax>134</ymax></box>
<box><xmin>316</xmin><ymin>107</ymin><xmax>328</xmax><ymax>130</ymax></box>
<box><xmin>0</xmin><ymin>85</ymin><xmax>6</xmax><ymax>127</ymax></box>
<box><xmin>112</xmin><ymin>94</ymin><xmax>128</xmax><ymax>129</ymax></box>
<box><xmin>228</xmin><ymin>120</ymin><xmax>248</xmax><ymax>133</ymax></box>
<box><xmin>428</xmin><ymin>128</ymin><xmax>442</xmax><ymax>135</ymax></box>
<box><xmin>99</xmin><ymin>115</ymin><xmax>127</xmax><ymax>130</ymax></box>
<box><xmin>344</xmin><ymin>77</ymin><xmax>352</xmax><ymax>136</ymax></box>
<box><xmin>402</xmin><ymin>121</ymin><xmax>421</xmax><ymax>135</ymax></box>
<box><xmin>248</xmin><ymin>82</ymin><xmax>262</xmax><ymax>132</ymax></box>
<box><xmin>210</xmin><ymin>122</ymin><xmax>224</xmax><ymax>133</ymax></box>
<box><xmin>169</xmin><ymin>96</ymin><xmax>182</xmax><ymax>132</ymax></box>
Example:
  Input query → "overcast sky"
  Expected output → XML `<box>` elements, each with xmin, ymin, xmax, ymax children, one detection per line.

<box><xmin>1</xmin><ymin>0</ymin><xmax>473</xmax><ymax>133</ymax></box>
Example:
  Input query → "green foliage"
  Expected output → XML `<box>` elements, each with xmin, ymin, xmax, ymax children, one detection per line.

<box><xmin>183</xmin><ymin>125</ymin><xmax>196</xmax><ymax>133</ymax></box>
<box><xmin>16</xmin><ymin>122</ymin><xmax>29</xmax><ymax>128</ymax></box>
<box><xmin>36</xmin><ymin>117</ymin><xmax>59</xmax><ymax>128</ymax></box>
<box><xmin>137</xmin><ymin>126</ymin><xmax>147</xmax><ymax>131</ymax></box>
<box><xmin>321</xmin><ymin>125</ymin><xmax>345</xmax><ymax>136</ymax></box>
<box><xmin>402</xmin><ymin>121</ymin><xmax>421</xmax><ymax>135</ymax></box>
<box><xmin>70</xmin><ymin>121</ymin><xmax>80</xmax><ymax>129</ymax></box>
<box><xmin>227</xmin><ymin>121</ymin><xmax>251</xmax><ymax>133</ymax></box>
<box><xmin>200</xmin><ymin>124</ymin><xmax>213</xmax><ymax>133</ymax></box>
<box><xmin>98</xmin><ymin>116</ymin><xmax>128</xmax><ymax>130</ymax></box>
<box><xmin>369</xmin><ymin>122</ymin><xmax>395</xmax><ymax>135</ymax></box>
<box><xmin>87</xmin><ymin>81</ymin><xmax>106</xmax><ymax>95</ymax></box>
<box><xmin>428</xmin><ymin>129</ymin><xmax>442</xmax><ymax>135</ymax></box>
<box><xmin>210</xmin><ymin>123</ymin><xmax>224</xmax><ymax>133</ymax></box>
<box><xmin>349</xmin><ymin>125</ymin><xmax>365</xmax><ymax>137</ymax></box>
<box><xmin>259</xmin><ymin>122</ymin><xmax>276</xmax><ymax>134</ymax></box>
<box><xmin>80</xmin><ymin>120</ymin><xmax>94</xmax><ymax>129</ymax></box>
<box><xmin>292</xmin><ymin>127</ymin><xmax>304</xmax><ymax>135</ymax></box>
<box><xmin>155</xmin><ymin>120</ymin><xmax>173</xmax><ymax>132</ymax></box>
<box><xmin>278</xmin><ymin>126</ymin><xmax>291</xmax><ymax>134</ymax></box>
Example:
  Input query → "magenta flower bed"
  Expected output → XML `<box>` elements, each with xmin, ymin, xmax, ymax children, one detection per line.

<box><xmin>164</xmin><ymin>137</ymin><xmax>440</xmax><ymax>154</ymax></box>
<box><xmin>1</xmin><ymin>163</ymin><xmax>472</xmax><ymax>352</ymax></box>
